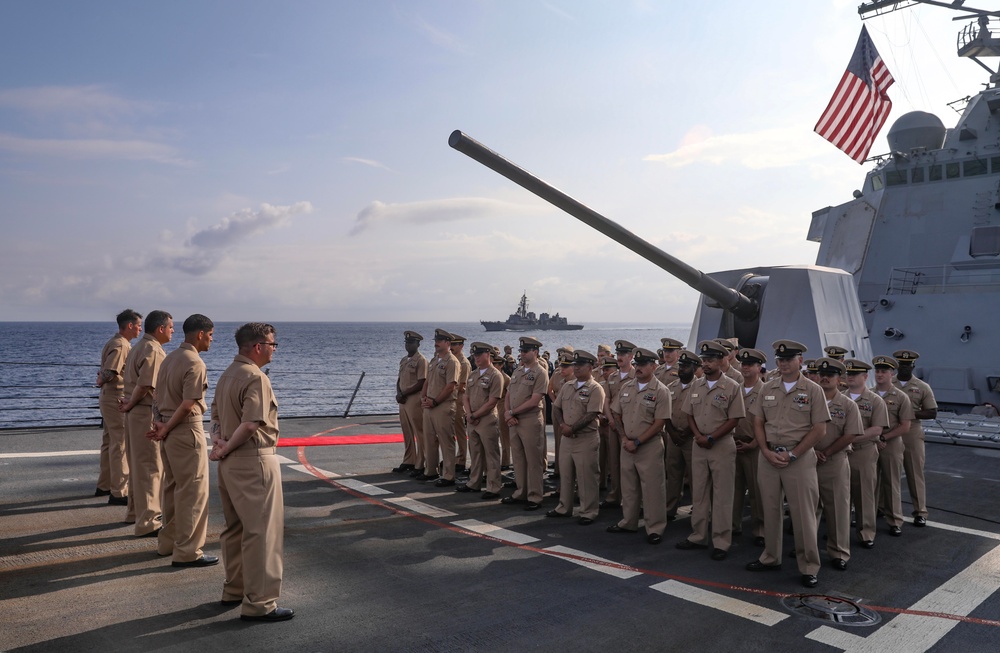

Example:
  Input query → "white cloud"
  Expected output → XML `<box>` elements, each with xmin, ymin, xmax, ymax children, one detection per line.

<box><xmin>0</xmin><ymin>85</ymin><xmax>152</xmax><ymax>116</ymax></box>
<box><xmin>343</xmin><ymin>156</ymin><xmax>393</xmax><ymax>172</ymax></box>
<box><xmin>644</xmin><ymin>125</ymin><xmax>832</xmax><ymax>170</ymax></box>
<box><xmin>0</xmin><ymin>132</ymin><xmax>191</xmax><ymax>165</ymax></box>
<box><xmin>348</xmin><ymin>197</ymin><xmax>547</xmax><ymax>236</ymax></box>
<box><xmin>189</xmin><ymin>202</ymin><xmax>313</xmax><ymax>249</ymax></box>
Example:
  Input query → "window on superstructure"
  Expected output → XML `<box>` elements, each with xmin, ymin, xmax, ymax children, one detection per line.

<box><xmin>946</xmin><ymin>162</ymin><xmax>961</xmax><ymax>179</ymax></box>
<box><xmin>911</xmin><ymin>167</ymin><xmax>924</xmax><ymax>183</ymax></box>
<box><xmin>964</xmin><ymin>159</ymin><xmax>987</xmax><ymax>176</ymax></box>
<box><xmin>885</xmin><ymin>170</ymin><xmax>907</xmax><ymax>186</ymax></box>
<box><xmin>929</xmin><ymin>165</ymin><xmax>943</xmax><ymax>181</ymax></box>
<box><xmin>970</xmin><ymin>226</ymin><xmax>1000</xmax><ymax>257</ymax></box>
<box><xmin>992</xmin><ymin>156</ymin><xmax>1000</xmax><ymax>173</ymax></box>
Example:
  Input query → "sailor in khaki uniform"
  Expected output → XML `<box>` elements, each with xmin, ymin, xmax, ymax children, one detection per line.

<box><xmin>491</xmin><ymin>350</ymin><xmax>513</xmax><ymax>470</ymax></box>
<box><xmin>843</xmin><ymin>359</ymin><xmax>889</xmax><ymax>549</ymax></box>
<box><xmin>597</xmin><ymin>357</ymin><xmax>616</xmax><ymax>492</ymax></box>
<box><xmin>824</xmin><ymin>345</ymin><xmax>848</xmax><ymax>361</ymax></box>
<box><xmin>418</xmin><ymin>329</ymin><xmax>460</xmax><ymax>485</ymax></box>
<box><xmin>873</xmin><ymin>355</ymin><xmax>914</xmax><ymax>537</ymax></box>
<box><xmin>95</xmin><ymin>309</ymin><xmax>141</xmax><ymax>505</ymax></box>
<box><xmin>892</xmin><ymin>349</ymin><xmax>937</xmax><ymax>527</ymax></box>
<box><xmin>450</xmin><ymin>334</ymin><xmax>471</xmax><ymax>474</ymax></box>
<box><xmin>457</xmin><ymin>342</ymin><xmax>504</xmax><ymax>499</ymax></box>
<box><xmin>394</xmin><ymin>331</ymin><xmax>427</xmax><ymax>475</ymax></box>
<box><xmin>601</xmin><ymin>340</ymin><xmax>636</xmax><ymax>508</ymax></box>
<box><xmin>607</xmin><ymin>348</ymin><xmax>670</xmax><ymax>542</ymax></box>
<box><xmin>654</xmin><ymin>337</ymin><xmax>683</xmax><ymax>384</ymax></box>
<box><xmin>548</xmin><ymin>347</ymin><xmax>575</xmax><ymax>482</ymax></box>
<box><xmin>746</xmin><ymin>340</ymin><xmax>830</xmax><ymax>589</ymax></box>
<box><xmin>814</xmin><ymin>358</ymin><xmax>863</xmax><ymax>570</ymax></box>
<box><xmin>120</xmin><ymin>309</ymin><xmax>173</xmax><ymax>537</ymax></box>
<box><xmin>548</xmin><ymin>350</ymin><xmax>605</xmax><ymax>524</ymax></box>
<box><xmin>715</xmin><ymin>338</ymin><xmax>744</xmax><ymax>385</ymax></box>
<box><xmin>147</xmin><ymin>314</ymin><xmax>216</xmax><ymax>567</ymax></box>
<box><xmin>733</xmin><ymin>348</ymin><xmax>766</xmax><ymax>545</ymax></box>
<box><xmin>501</xmin><ymin>336</ymin><xmax>549</xmax><ymax>510</ymax></box>
<box><xmin>665</xmin><ymin>350</ymin><xmax>701</xmax><ymax>521</ymax></box>
<box><xmin>209</xmin><ymin>322</ymin><xmax>293</xmax><ymax>622</ymax></box>
<box><xmin>677</xmin><ymin>341</ymin><xmax>745</xmax><ymax>559</ymax></box>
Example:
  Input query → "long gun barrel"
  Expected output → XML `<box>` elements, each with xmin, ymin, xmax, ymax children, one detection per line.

<box><xmin>448</xmin><ymin>130</ymin><xmax>759</xmax><ymax>321</ymax></box>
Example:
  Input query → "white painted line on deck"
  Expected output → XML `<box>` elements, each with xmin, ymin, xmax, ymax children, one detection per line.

<box><xmin>806</xmin><ymin>543</ymin><xmax>1000</xmax><ymax>653</ymax></box>
<box><xmin>649</xmin><ymin>579</ymin><xmax>788</xmax><ymax>626</ymax></box>
<box><xmin>927</xmin><ymin>521</ymin><xmax>1000</xmax><ymax>541</ymax></box>
<box><xmin>274</xmin><ymin>454</ymin><xmax>298</xmax><ymax>465</ymax></box>
<box><xmin>386</xmin><ymin>496</ymin><xmax>456</xmax><ymax>518</ymax></box>
<box><xmin>336</xmin><ymin>478</ymin><xmax>393</xmax><ymax>496</ymax></box>
<box><xmin>542</xmin><ymin>545</ymin><xmax>642</xmax><ymax>579</ymax></box>
<box><xmin>451</xmin><ymin>519</ymin><xmax>540</xmax><ymax>545</ymax></box>
<box><xmin>287</xmin><ymin>464</ymin><xmax>341</xmax><ymax>478</ymax></box>
<box><xmin>0</xmin><ymin>450</ymin><xmax>99</xmax><ymax>458</ymax></box>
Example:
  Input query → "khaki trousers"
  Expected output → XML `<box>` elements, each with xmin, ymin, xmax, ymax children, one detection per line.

<box><xmin>601</xmin><ymin>427</ymin><xmax>622</xmax><ymax>503</ymax></box>
<box><xmin>219</xmin><ymin>447</ymin><xmax>284</xmax><ymax>617</ymax></box>
<box><xmin>902</xmin><ymin>430</ymin><xmax>927</xmax><ymax>518</ymax></box>
<box><xmin>157</xmin><ymin>419</ymin><xmax>210</xmax><ymax>563</ymax></box>
<box><xmin>98</xmin><ymin>394</ymin><xmax>129</xmax><ymax>498</ymax></box>
<box><xmin>665</xmin><ymin>435</ymin><xmax>693</xmax><ymax>518</ymax></box>
<box><xmin>499</xmin><ymin>414</ymin><xmax>512</xmax><ymax>467</ymax></box>
<box><xmin>454</xmin><ymin>395</ymin><xmax>468</xmax><ymax>468</ymax></box>
<box><xmin>733</xmin><ymin>447</ymin><xmax>763</xmax><ymax>537</ymax></box>
<box><xmin>554</xmin><ymin>432</ymin><xmax>600</xmax><ymax>519</ymax></box>
<box><xmin>757</xmin><ymin>448</ymin><xmax>821</xmax><ymax>576</ymax></box>
<box><xmin>618</xmin><ymin>436</ymin><xmax>667</xmax><ymax>535</ymax></box>
<box><xmin>399</xmin><ymin>394</ymin><xmax>424</xmax><ymax>468</ymax></box>
<box><xmin>849</xmin><ymin>441</ymin><xmax>879</xmax><ymax>542</ymax></box>
<box><xmin>688</xmin><ymin>437</ymin><xmax>736</xmax><ymax>551</ymax></box>
<box><xmin>816</xmin><ymin>451</ymin><xmax>851</xmax><ymax>562</ymax></box>
<box><xmin>877</xmin><ymin>437</ymin><xmax>905</xmax><ymax>527</ymax></box>
<box><xmin>467</xmin><ymin>414</ymin><xmax>502</xmax><ymax>493</ymax></box>
<box><xmin>126</xmin><ymin>404</ymin><xmax>162</xmax><ymax>536</ymax></box>
<box><xmin>422</xmin><ymin>402</ymin><xmax>456</xmax><ymax>479</ymax></box>
<box><xmin>509</xmin><ymin>409</ymin><xmax>546</xmax><ymax>504</ymax></box>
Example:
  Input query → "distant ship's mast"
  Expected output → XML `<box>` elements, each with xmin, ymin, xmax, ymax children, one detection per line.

<box><xmin>859</xmin><ymin>0</ymin><xmax>1000</xmax><ymax>86</ymax></box>
<box><xmin>516</xmin><ymin>292</ymin><xmax>528</xmax><ymax>319</ymax></box>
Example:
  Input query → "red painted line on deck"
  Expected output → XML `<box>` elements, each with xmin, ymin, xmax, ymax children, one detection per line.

<box><xmin>278</xmin><ymin>434</ymin><xmax>403</xmax><ymax>447</ymax></box>
<box><xmin>294</xmin><ymin>439</ymin><xmax>1000</xmax><ymax>629</ymax></box>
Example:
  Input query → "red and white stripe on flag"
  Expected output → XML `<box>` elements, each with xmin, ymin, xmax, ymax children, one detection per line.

<box><xmin>814</xmin><ymin>26</ymin><xmax>894</xmax><ymax>164</ymax></box>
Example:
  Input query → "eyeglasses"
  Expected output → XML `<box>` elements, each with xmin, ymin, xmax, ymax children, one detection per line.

<box><xmin>257</xmin><ymin>341</ymin><xmax>278</xmax><ymax>349</ymax></box>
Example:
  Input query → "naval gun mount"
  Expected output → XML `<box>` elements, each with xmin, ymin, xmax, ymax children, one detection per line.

<box><xmin>450</xmin><ymin>130</ymin><xmax>872</xmax><ymax>362</ymax></box>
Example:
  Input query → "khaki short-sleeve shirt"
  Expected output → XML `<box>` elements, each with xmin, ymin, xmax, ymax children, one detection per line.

<box><xmin>123</xmin><ymin>333</ymin><xmax>166</xmax><ymax>406</ymax></box>
<box><xmin>817</xmin><ymin>391</ymin><xmax>864</xmax><ymax>450</ymax></box>
<box><xmin>613</xmin><ymin>376</ymin><xmax>671</xmax><ymax>439</ymax></box>
<box><xmin>508</xmin><ymin>361</ymin><xmax>549</xmax><ymax>413</ymax></box>
<box><xmin>155</xmin><ymin>342</ymin><xmax>208</xmax><ymax>418</ymax></box>
<box><xmin>751</xmin><ymin>374</ymin><xmax>830</xmax><ymax>447</ymax></box>
<box><xmin>667</xmin><ymin>379</ymin><xmax>694</xmax><ymax>436</ymax></box>
<box><xmin>211</xmin><ymin>354</ymin><xmax>279</xmax><ymax>448</ymax></box>
<box><xmin>466</xmin><ymin>366</ymin><xmax>504</xmax><ymax>414</ymax></box>
<box><xmin>399</xmin><ymin>352</ymin><xmax>428</xmax><ymax>389</ymax></box>
<box><xmin>100</xmin><ymin>333</ymin><xmax>131</xmax><ymax>396</ymax></box>
<box><xmin>878</xmin><ymin>386</ymin><xmax>915</xmax><ymax>430</ymax></box>
<box><xmin>427</xmin><ymin>352</ymin><xmax>460</xmax><ymax>402</ymax></box>
<box><xmin>682</xmin><ymin>374</ymin><xmax>746</xmax><ymax>435</ymax></box>
<box><xmin>654</xmin><ymin>364</ymin><xmax>678</xmax><ymax>385</ymax></box>
<box><xmin>847</xmin><ymin>388</ymin><xmax>889</xmax><ymax>431</ymax></box>
<box><xmin>556</xmin><ymin>377</ymin><xmax>606</xmax><ymax>436</ymax></box>
<box><xmin>456</xmin><ymin>356</ymin><xmax>471</xmax><ymax>396</ymax></box>
<box><xmin>735</xmin><ymin>379</ymin><xmax>764</xmax><ymax>441</ymax></box>
<box><xmin>894</xmin><ymin>376</ymin><xmax>936</xmax><ymax>437</ymax></box>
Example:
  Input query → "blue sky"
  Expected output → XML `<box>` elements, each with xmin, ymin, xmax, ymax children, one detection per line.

<box><xmin>0</xmin><ymin>1</ymin><xmax>984</xmax><ymax>323</ymax></box>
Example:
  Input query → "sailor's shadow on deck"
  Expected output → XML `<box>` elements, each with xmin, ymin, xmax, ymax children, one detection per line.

<box><xmin>0</xmin><ymin>551</ymin><xmax>183</xmax><ymax>601</ymax></box>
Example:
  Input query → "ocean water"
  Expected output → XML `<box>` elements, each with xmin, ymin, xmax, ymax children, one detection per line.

<box><xmin>0</xmin><ymin>321</ymin><xmax>690</xmax><ymax>429</ymax></box>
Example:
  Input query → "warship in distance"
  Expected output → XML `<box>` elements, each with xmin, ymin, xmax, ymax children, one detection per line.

<box><xmin>481</xmin><ymin>292</ymin><xmax>583</xmax><ymax>331</ymax></box>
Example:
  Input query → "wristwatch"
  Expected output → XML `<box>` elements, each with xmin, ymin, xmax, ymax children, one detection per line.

<box><xmin>788</xmin><ymin>451</ymin><xmax>798</xmax><ymax>462</ymax></box>
<box><xmin>706</xmin><ymin>435</ymin><xmax>715</xmax><ymax>445</ymax></box>
<box><xmin>633</xmin><ymin>438</ymin><xmax>641</xmax><ymax>448</ymax></box>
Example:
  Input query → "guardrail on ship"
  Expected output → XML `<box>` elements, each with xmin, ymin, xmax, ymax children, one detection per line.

<box><xmin>0</xmin><ymin>361</ymin><xmax>398</xmax><ymax>430</ymax></box>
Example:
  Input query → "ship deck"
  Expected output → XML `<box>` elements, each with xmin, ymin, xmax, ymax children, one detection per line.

<box><xmin>2</xmin><ymin>416</ymin><xmax>999</xmax><ymax>652</ymax></box>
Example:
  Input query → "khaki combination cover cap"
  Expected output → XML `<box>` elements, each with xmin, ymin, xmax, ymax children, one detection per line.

<box><xmin>633</xmin><ymin>347</ymin><xmax>659</xmax><ymax>364</ymax></box>
<box><xmin>713</xmin><ymin>338</ymin><xmax>736</xmax><ymax>352</ymax></box>
<box><xmin>678</xmin><ymin>350</ymin><xmax>703</xmax><ymax>366</ymax></box>
<box><xmin>698</xmin><ymin>340</ymin><xmax>728</xmax><ymax>358</ymax></box>
<box><xmin>433</xmin><ymin>328</ymin><xmax>452</xmax><ymax>341</ymax></box>
<box><xmin>738</xmin><ymin>348</ymin><xmax>767</xmax><ymax>365</ymax></box>
<box><xmin>816</xmin><ymin>357</ymin><xmax>846</xmax><ymax>374</ymax></box>
<box><xmin>804</xmin><ymin>359</ymin><xmax>818</xmax><ymax>372</ymax></box>
<box><xmin>556</xmin><ymin>345</ymin><xmax>575</xmax><ymax>354</ymax></box>
<box><xmin>470</xmin><ymin>341</ymin><xmax>493</xmax><ymax>355</ymax></box>
<box><xmin>601</xmin><ymin>358</ymin><xmax>619</xmax><ymax>368</ymax></box>
<box><xmin>614</xmin><ymin>339</ymin><xmax>637</xmax><ymax>353</ymax></box>
<box><xmin>403</xmin><ymin>330</ymin><xmax>423</xmax><ymax>341</ymax></box>
<box><xmin>773</xmin><ymin>339</ymin><xmax>808</xmax><ymax>358</ymax></box>
<box><xmin>449</xmin><ymin>333</ymin><xmax>466</xmax><ymax>344</ymax></box>
<box><xmin>872</xmin><ymin>355</ymin><xmax>898</xmax><ymax>369</ymax></box>
<box><xmin>893</xmin><ymin>349</ymin><xmax>920</xmax><ymax>362</ymax></box>
<box><xmin>573</xmin><ymin>350</ymin><xmax>598</xmax><ymax>365</ymax></box>
<box><xmin>660</xmin><ymin>337</ymin><xmax>684</xmax><ymax>350</ymax></box>
<box><xmin>824</xmin><ymin>345</ymin><xmax>848</xmax><ymax>360</ymax></box>
<box><xmin>519</xmin><ymin>336</ymin><xmax>542</xmax><ymax>349</ymax></box>
<box><xmin>844</xmin><ymin>358</ymin><xmax>872</xmax><ymax>372</ymax></box>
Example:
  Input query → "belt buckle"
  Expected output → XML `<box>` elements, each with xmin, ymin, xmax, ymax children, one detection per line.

<box><xmin>773</xmin><ymin>446</ymin><xmax>787</xmax><ymax>453</ymax></box>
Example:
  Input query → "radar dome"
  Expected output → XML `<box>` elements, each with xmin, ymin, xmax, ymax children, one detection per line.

<box><xmin>886</xmin><ymin>111</ymin><xmax>946</xmax><ymax>152</ymax></box>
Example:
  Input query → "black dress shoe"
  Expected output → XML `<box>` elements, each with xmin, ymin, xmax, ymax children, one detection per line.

<box><xmin>500</xmin><ymin>496</ymin><xmax>526</xmax><ymax>505</ymax></box>
<box><xmin>108</xmin><ymin>495</ymin><xmax>128</xmax><ymax>506</ymax></box>
<box><xmin>801</xmin><ymin>574</ymin><xmax>819</xmax><ymax>588</ymax></box>
<box><xmin>408</xmin><ymin>468</ymin><xmax>423</xmax><ymax>477</ymax></box>
<box><xmin>240</xmin><ymin>607</ymin><xmax>295</xmax><ymax>622</ymax></box>
<box><xmin>172</xmin><ymin>555</ymin><xmax>219</xmax><ymax>568</ymax></box>
<box><xmin>606</xmin><ymin>524</ymin><xmax>637</xmax><ymax>534</ymax></box>
<box><xmin>675</xmin><ymin>539</ymin><xmax>707</xmax><ymax>550</ymax></box>
<box><xmin>914</xmin><ymin>516</ymin><xmax>927</xmax><ymax>527</ymax></box>
<box><xmin>546</xmin><ymin>509</ymin><xmax>570</xmax><ymax>518</ymax></box>
<box><xmin>524</xmin><ymin>502</ymin><xmax>541</xmax><ymax>511</ymax></box>
<box><xmin>481</xmin><ymin>491</ymin><xmax>500</xmax><ymax>500</ymax></box>
<box><xmin>455</xmin><ymin>484</ymin><xmax>474</xmax><ymax>493</ymax></box>
<box><xmin>599</xmin><ymin>500</ymin><xmax>619</xmax><ymax>509</ymax></box>
<box><xmin>861</xmin><ymin>539</ymin><xmax>875</xmax><ymax>549</ymax></box>
<box><xmin>577</xmin><ymin>517</ymin><xmax>594</xmax><ymax>526</ymax></box>
<box><xmin>647</xmin><ymin>533</ymin><xmax>663</xmax><ymax>544</ymax></box>
<box><xmin>392</xmin><ymin>463</ymin><xmax>415</xmax><ymax>473</ymax></box>
<box><xmin>746</xmin><ymin>560</ymin><xmax>781</xmax><ymax>572</ymax></box>
<box><xmin>831</xmin><ymin>558</ymin><xmax>847</xmax><ymax>571</ymax></box>
<box><xmin>753</xmin><ymin>536</ymin><xmax>766</xmax><ymax>547</ymax></box>
<box><xmin>220</xmin><ymin>598</ymin><xmax>242</xmax><ymax>607</ymax></box>
<box><xmin>434</xmin><ymin>478</ymin><xmax>455</xmax><ymax>487</ymax></box>
<box><xmin>889</xmin><ymin>525</ymin><xmax>902</xmax><ymax>537</ymax></box>
<box><xmin>138</xmin><ymin>528</ymin><xmax>161</xmax><ymax>538</ymax></box>
<box><xmin>415</xmin><ymin>473</ymin><xmax>439</xmax><ymax>482</ymax></box>
<box><xmin>732</xmin><ymin>530</ymin><xmax>742</xmax><ymax>537</ymax></box>
<box><xmin>711</xmin><ymin>548</ymin><xmax>728</xmax><ymax>561</ymax></box>
<box><xmin>95</xmin><ymin>488</ymin><xmax>111</xmax><ymax>497</ymax></box>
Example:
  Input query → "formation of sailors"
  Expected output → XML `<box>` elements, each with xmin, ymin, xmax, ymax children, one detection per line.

<box><xmin>395</xmin><ymin>330</ymin><xmax>938</xmax><ymax>589</ymax></box>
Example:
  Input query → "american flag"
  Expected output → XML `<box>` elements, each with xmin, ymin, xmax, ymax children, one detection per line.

<box><xmin>814</xmin><ymin>26</ymin><xmax>894</xmax><ymax>164</ymax></box>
